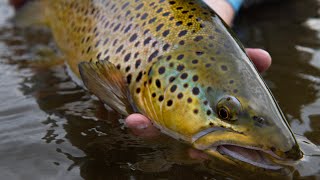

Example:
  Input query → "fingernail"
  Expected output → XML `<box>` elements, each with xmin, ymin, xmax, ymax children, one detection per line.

<box><xmin>136</xmin><ymin>124</ymin><xmax>148</xmax><ymax>130</ymax></box>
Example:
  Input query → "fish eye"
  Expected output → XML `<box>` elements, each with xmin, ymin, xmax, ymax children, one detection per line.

<box><xmin>218</xmin><ymin>107</ymin><xmax>230</xmax><ymax>120</ymax></box>
<box><xmin>216</xmin><ymin>96</ymin><xmax>242</xmax><ymax>121</ymax></box>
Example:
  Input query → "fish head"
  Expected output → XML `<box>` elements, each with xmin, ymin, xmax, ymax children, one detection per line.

<box><xmin>190</xmin><ymin>52</ymin><xmax>303</xmax><ymax>169</ymax></box>
<box><xmin>141</xmin><ymin>48</ymin><xmax>302</xmax><ymax>170</ymax></box>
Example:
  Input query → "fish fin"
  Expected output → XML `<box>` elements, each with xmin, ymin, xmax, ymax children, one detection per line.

<box><xmin>79</xmin><ymin>60</ymin><xmax>134</xmax><ymax>116</ymax></box>
<box><xmin>13</xmin><ymin>0</ymin><xmax>47</xmax><ymax>27</ymax></box>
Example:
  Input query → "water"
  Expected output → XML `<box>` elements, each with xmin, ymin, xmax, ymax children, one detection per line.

<box><xmin>0</xmin><ymin>0</ymin><xmax>319</xmax><ymax>179</ymax></box>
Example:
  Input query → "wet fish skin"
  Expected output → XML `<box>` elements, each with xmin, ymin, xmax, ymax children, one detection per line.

<box><xmin>34</xmin><ymin>0</ymin><xmax>302</xmax><ymax>166</ymax></box>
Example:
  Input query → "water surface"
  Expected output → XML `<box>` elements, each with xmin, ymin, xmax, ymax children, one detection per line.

<box><xmin>0</xmin><ymin>0</ymin><xmax>319</xmax><ymax>179</ymax></box>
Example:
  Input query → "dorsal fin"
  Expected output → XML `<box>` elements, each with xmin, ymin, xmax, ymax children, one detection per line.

<box><xmin>78</xmin><ymin>60</ymin><xmax>134</xmax><ymax>116</ymax></box>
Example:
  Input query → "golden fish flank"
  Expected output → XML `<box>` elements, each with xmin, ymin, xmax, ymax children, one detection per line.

<box><xmin>30</xmin><ymin>0</ymin><xmax>302</xmax><ymax>169</ymax></box>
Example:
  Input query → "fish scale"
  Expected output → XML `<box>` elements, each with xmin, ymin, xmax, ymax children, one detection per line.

<box><xmin>24</xmin><ymin>0</ymin><xmax>302</xmax><ymax>169</ymax></box>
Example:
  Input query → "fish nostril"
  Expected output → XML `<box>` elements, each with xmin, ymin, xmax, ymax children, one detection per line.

<box><xmin>284</xmin><ymin>144</ymin><xmax>303</xmax><ymax>160</ymax></box>
<box><xmin>253</xmin><ymin>116</ymin><xmax>264</xmax><ymax>123</ymax></box>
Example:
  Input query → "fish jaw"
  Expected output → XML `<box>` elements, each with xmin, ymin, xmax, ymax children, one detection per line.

<box><xmin>192</xmin><ymin>127</ymin><xmax>302</xmax><ymax>170</ymax></box>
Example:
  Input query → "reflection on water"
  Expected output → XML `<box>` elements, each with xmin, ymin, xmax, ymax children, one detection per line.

<box><xmin>0</xmin><ymin>0</ymin><xmax>319</xmax><ymax>179</ymax></box>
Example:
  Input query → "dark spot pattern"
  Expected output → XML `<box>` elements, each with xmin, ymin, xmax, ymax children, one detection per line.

<box><xmin>158</xmin><ymin>67</ymin><xmax>165</xmax><ymax>74</ymax></box>
<box><xmin>192</xmin><ymin>87</ymin><xmax>200</xmax><ymax>95</ymax></box>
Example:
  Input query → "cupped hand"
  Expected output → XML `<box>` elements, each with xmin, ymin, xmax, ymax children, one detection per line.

<box><xmin>125</xmin><ymin>48</ymin><xmax>272</xmax><ymax>138</ymax></box>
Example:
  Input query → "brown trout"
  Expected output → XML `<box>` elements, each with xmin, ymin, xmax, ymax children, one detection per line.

<box><xmin>18</xmin><ymin>0</ymin><xmax>302</xmax><ymax>169</ymax></box>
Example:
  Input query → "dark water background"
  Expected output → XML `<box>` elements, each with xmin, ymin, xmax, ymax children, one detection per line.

<box><xmin>0</xmin><ymin>0</ymin><xmax>319</xmax><ymax>179</ymax></box>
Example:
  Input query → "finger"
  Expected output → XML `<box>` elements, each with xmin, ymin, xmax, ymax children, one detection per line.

<box><xmin>10</xmin><ymin>0</ymin><xmax>27</xmax><ymax>9</ymax></box>
<box><xmin>188</xmin><ymin>148</ymin><xmax>210</xmax><ymax>160</ymax></box>
<box><xmin>125</xmin><ymin>113</ymin><xmax>160</xmax><ymax>138</ymax></box>
<box><xmin>246</xmin><ymin>48</ymin><xmax>272</xmax><ymax>73</ymax></box>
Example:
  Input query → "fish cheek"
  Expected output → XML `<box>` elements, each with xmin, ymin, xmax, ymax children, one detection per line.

<box><xmin>161</xmin><ymin>81</ymin><xmax>214</xmax><ymax>138</ymax></box>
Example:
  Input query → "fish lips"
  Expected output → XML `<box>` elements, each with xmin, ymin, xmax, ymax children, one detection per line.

<box><xmin>192</xmin><ymin>128</ymin><xmax>296</xmax><ymax>170</ymax></box>
<box><xmin>213</xmin><ymin>144</ymin><xmax>284</xmax><ymax>170</ymax></box>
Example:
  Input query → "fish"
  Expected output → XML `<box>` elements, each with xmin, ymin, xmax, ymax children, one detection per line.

<box><xmin>16</xmin><ymin>0</ymin><xmax>302</xmax><ymax>169</ymax></box>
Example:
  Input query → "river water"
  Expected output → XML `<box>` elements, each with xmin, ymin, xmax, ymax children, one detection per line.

<box><xmin>0</xmin><ymin>0</ymin><xmax>319</xmax><ymax>179</ymax></box>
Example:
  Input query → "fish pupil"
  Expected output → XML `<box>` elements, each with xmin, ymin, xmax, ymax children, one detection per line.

<box><xmin>218</xmin><ymin>107</ymin><xmax>229</xmax><ymax>120</ymax></box>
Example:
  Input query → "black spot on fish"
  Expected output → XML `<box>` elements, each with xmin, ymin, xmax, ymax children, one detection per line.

<box><xmin>181</xmin><ymin>73</ymin><xmax>188</xmax><ymax>79</ymax></box>
<box><xmin>170</xmin><ymin>85</ymin><xmax>177</xmax><ymax>92</ymax></box>
<box><xmin>169</xmin><ymin>76</ymin><xmax>175</xmax><ymax>82</ymax></box>
<box><xmin>177</xmin><ymin>64</ymin><xmax>184</xmax><ymax>71</ymax></box>
<box><xmin>187</xmin><ymin>97</ymin><xmax>192</xmax><ymax>103</ymax></box>
<box><xmin>156</xmin><ymin>79</ymin><xmax>161</xmax><ymax>88</ymax></box>
<box><xmin>207</xmin><ymin>110</ymin><xmax>212</xmax><ymax>116</ymax></box>
<box><xmin>156</xmin><ymin>7</ymin><xmax>163</xmax><ymax>13</ymax></box>
<box><xmin>163</xmin><ymin>12</ymin><xmax>170</xmax><ymax>16</ymax></box>
<box><xmin>129</xmin><ymin>33</ymin><xmax>138</xmax><ymax>42</ymax></box>
<box><xmin>163</xmin><ymin>43</ymin><xmax>170</xmax><ymax>51</ymax></box>
<box><xmin>149</xmin><ymin>17</ymin><xmax>157</xmax><ymax>24</ymax></box>
<box><xmin>177</xmin><ymin>54</ymin><xmax>184</xmax><ymax>60</ymax></box>
<box><xmin>221</xmin><ymin>65</ymin><xmax>228</xmax><ymax>71</ymax></box>
<box><xmin>194</xmin><ymin>36</ymin><xmax>203</xmax><ymax>42</ymax></box>
<box><xmin>177</xmin><ymin>93</ymin><xmax>183</xmax><ymax>99</ymax></box>
<box><xmin>178</xmin><ymin>30</ymin><xmax>187</xmax><ymax>37</ymax></box>
<box><xmin>125</xmin><ymin>66</ymin><xmax>131</xmax><ymax>72</ymax></box>
<box><xmin>135</xmin><ymin>59</ymin><xmax>141</xmax><ymax>68</ymax></box>
<box><xmin>124</xmin><ymin>53</ymin><xmax>131</xmax><ymax>62</ymax></box>
<box><xmin>156</xmin><ymin>23</ymin><xmax>164</xmax><ymax>31</ymax></box>
<box><xmin>158</xmin><ymin>67</ymin><xmax>165</xmax><ymax>74</ymax></box>
<box><xmin>192</xmin><ymin>87</ymin><xmax>200</xmax><ymax>95</ymax></box>
<box><xmin>148</xmin><ymin>50</ymin><xmax>159</xmax><ymax>62</ymax></box>
<box><xmin>152</xmin><ymin>93</ymin><xmax>156</xmax><ymax>98</ymax></box>
<box><xmin>127</xmin><ymin>74</ymin><xmax>132</xmax><ymax>84</ymax></box>
<box><xmin>141</xmin><ymin>13</ymin><xmax>148</xmax><ymax>20</ymax></box>
<box><xmin>121</xmin><ymin>2</ymin><xmax>130</xmax><ymax>9</ymax></box>
<box><xmin>169</xmin><ymin>1</ymin><xmax>176</xmax><ymax>5</ymax></box>
<box><xmin>113</xmin><ymin>23</ymin><xmax>121</xmax><ymax>32</ymax></box>
<box><xmin>196</xmin><ymin>51</ymin><xmax>204</xmax><ymax>56</ymax></box>
<box><xmin>144</xmin><ymin>37</ymin><xmax>152</xmax><ymax>45</ymax></box>
<box><xmin>187</xmin><ymin>22</ymin><xmax>193</xmax><ymax>26</ymax></box>
<box><xmin>136</xmin><ymin>71</ymin><xmax>143</xmax><ymax>82</ymax></box>
<box><xmin>192</xmin><ymin>59</ymin><xmax>198</xmax><ymax>64</ymax></box>
<box><xmin>124</xmin><ymin>24</ymin><xmax>132</xmax><ymax>33</ymax></box>
<box><xmin>163</xmin><ymin>30</ymin><xmax>170</xmax><ymax>37</ymax></box>
<box><xmin>136</xmin><ymin>88</ymin><xmax>141</xmax><ymax>94</ymax></box>
<box><xmin>144</xmin><ymin>29</ymin><xmax>150</xmax><ymax>35</ymax></box>
<box><xmin>116</xmin><ymin>45</ymin><xmax>124</xmax><ymax>53</ymax></box>
<box><xmin>167</xmin><ymin>100</ymin><xmax>173</xmax><ymax>106</ymax></box>
<box><xmin>193</xmin><ymin>109</ymin><xmax>199</xmax><ymax>114</ymax></box>
<box><xmin>135</xmin><ymin>3</ymin><xmax>144</xmax><ymax>10</ymax></box>
<box><xmin>176</xmin><ymin>21</ymin><xmax>183</xmax><ymax>26</ymax></box>
<box><xmin>179</xmin><ymin>40</ymin><xmax>185</xmax><ymax>45</ymax></box>
<box><xmin>158</xmin><ymin>95</ymin><xmax>164</xmax><ymax>102</ymax></box>
<box><xmin>192</xmin><ymin>75</ymin><xmax>198</xmax><ymax>82</ymax></box>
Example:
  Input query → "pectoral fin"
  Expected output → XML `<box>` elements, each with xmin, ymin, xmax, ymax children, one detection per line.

<box><xmin>78</xmin><ymin>60</ymin><xmax>134</xmax><ymax>116</ymax></box>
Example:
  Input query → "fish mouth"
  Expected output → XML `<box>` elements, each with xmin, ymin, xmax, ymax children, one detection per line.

<box><xmin>212</xmin><ymin>144</ymin><xmax>283</xmax><ymax>170</ymax></box>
